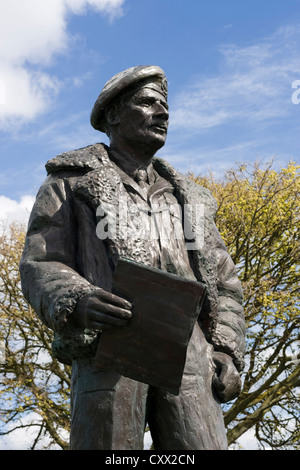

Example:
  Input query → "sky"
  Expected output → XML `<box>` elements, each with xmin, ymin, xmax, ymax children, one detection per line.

<box><xmin>0</xmin><ymin>0</ymin><xmax>299</xmax><ymax>450</ymax></box>
<box><xmin>0</xmin><ymin>0</ymin><xmax>299</xmax><ymax>224</ymax></box>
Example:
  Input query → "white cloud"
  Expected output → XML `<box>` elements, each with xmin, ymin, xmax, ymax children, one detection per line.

<box><xmin>0</xmin><ymin>0</ymin><xmax>125</xmax><ymax>130</ymax></box>
<box><xmin>0</xmin><ymin>66</ymin><xmax>61</xmax><ymax>130</ymax></box>
<box><xmin>64</xmin><ymin>0</ymin><xmax>124</xmax><ymax>18</ymax></box>
<box><xmin>170</xmin><ymin>25</ymin><xmax>300</xmax><ymax>132</ymax></box>
<box><xmin>0</xmin><ymin>195</ymin><xmax>35</xmax><ymax>226</ymax></box>
<box><xmin>164</xmin><ymin>139</ymin><xmax>262</xmax><ymax>173</ymax></box>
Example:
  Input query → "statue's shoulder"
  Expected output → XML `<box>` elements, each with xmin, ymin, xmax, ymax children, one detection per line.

<box><xmin>153</xmin><ymin>157</ymin><xmax>218</xmax><ymax>215</ymax></box>
<box><xmin>45</xmin><ymin>143</ymin><xmax>109</xmax><ymax>175</ymax></box>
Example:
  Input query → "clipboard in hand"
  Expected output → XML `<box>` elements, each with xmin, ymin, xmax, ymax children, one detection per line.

<box><xmin>95</xmin><ymin>257</ymin><xmax>206</xmax><ymax>395</ymax></box>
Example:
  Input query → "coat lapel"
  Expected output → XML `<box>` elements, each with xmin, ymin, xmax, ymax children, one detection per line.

<box><xmin>153</xmin><ymin>157</ymin><xmax>220</xmax><ymax>325</ymax></box>
<box><xmin>73</xmin><ymin>145</ymin><xmax>158</xmax><ymax>266</ymax></box>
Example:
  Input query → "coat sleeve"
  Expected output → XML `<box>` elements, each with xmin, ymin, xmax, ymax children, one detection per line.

<box><xmin>189</xmin><ymin>182</ymin><xmax>246</xmax><ymax>372</ymax></box>
<box><xmin>19</xmin><ymin>173</ymin><xmax>102</xmax><ymax>358</ymax></box>
<box><xmin>210</xmin><ymin>223</ymin><xmax>246</xmax><ymax>371</ymax></box>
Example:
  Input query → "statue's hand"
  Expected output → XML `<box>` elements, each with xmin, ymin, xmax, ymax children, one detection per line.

<box><xmin>212</xmin><ymin>352</ymin><xmax>242</xmax><ymax>403</ymax></box>
<box><xmin>74</xmin><ymin>290</ymin><xmax>132</xmax><ymax>331</ymax></box>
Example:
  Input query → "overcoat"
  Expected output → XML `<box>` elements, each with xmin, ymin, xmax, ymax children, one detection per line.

<box><xmin>20</xmin><ymin>143</ymin><xmax>246</xmax><ymax>371</ymax></box>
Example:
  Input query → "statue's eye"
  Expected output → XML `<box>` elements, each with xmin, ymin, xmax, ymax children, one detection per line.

<box><xmin>141</xmin><ymin>99</ymin><xmax>154</xmax><ymax>107</ymax></box>
<box><xmin>135</xmin><ymin>97</ymin><xmax>155</xmax><ymax>107</ymax></box>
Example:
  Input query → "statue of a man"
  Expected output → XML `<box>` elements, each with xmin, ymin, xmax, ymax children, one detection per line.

<box><xmin>20</xmin><ymin>66</ymin><xmax>246</xmax><ymax>450</ymax></box>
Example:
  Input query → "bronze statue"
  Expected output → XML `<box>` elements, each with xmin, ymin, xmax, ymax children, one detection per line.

<box><xmin>20</xmin><ymin>65</ymin><xmax>246</xmax><ymax>450</ymax></box>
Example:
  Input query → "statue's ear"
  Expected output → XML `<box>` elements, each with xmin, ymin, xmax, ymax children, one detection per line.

<box><xmin>105</xmin><ymin>104</ymin><xmax>120</xmax><ymax>126</ymax></box>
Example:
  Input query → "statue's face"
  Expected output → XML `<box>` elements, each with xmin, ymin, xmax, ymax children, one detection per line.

<box><xmin>115</xmin><ymin>87</ymin><xmax>169</xmax><ymax>153</ymax></box>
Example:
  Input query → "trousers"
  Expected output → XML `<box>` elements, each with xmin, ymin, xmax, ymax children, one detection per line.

<box><xmin>69</xmin><ymin>323</ymin><xmax>228</xmax><ymax>450</ymax></box>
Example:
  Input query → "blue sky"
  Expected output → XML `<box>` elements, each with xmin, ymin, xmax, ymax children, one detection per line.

<box><xmin>0</xmin><ymin>0</ymin><xmax>299</xmax><ymax>223</ymax></box>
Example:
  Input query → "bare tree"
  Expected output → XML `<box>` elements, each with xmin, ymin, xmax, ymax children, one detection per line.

<box><xmin>0</xmin><ymin>224</ymin><xmax>71</xmax><ymax>449</ymax></box>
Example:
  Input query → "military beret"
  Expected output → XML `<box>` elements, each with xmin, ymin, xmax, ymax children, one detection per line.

<box><xmin>90</xmin><ymin>65</ymin><xmax>168</xmax><ymax>132</ymax></box>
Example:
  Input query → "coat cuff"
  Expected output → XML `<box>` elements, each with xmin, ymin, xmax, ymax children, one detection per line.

<box><xmin>49</xmin><ymin>285</ymin><xmax>103</xmax><ymax>363</ymax></box>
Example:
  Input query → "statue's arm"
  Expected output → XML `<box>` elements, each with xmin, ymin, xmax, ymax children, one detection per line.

<box><xmin>212</xmin><ymin>226</ymin><xmax>246</xmax><ymax>372</ymax></box>
<box><xmin>209</xmin><ymin>223</ymin><xmax>246</xmax><ymax>402</ymax></box>
<box><xmin>19</xmin><ymin>174</ymin><xmax>98</xmax><ymax>338</ymax></box>
<box><xmin>185</xmin><ymin>182</ymin><xmax>246</xmax><ymax>401</ymax></box>
<box><xmin>188</xmin><ymin>181</ymin><xmax>246</xmax><ymax>373</ymax></box>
